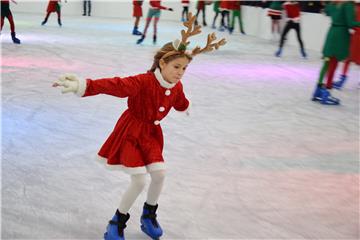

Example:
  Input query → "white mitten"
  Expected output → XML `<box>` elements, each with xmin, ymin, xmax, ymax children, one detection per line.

<box><xmin>53</xmin><ymin>74</ymin><xmax>80</xmax><ymax>94</ymax></box>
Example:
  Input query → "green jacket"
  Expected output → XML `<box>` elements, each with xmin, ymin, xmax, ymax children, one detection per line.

<box><xmin>322</xmin><ymin>2</ymin><xmax>360</xmax><ymax>60</ymax></box>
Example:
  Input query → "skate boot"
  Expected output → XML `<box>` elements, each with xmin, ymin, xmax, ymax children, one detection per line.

<box><xmin>41</xmin><ymin>18</ymin><xmax>48</xmax><ymax>26</ymax></box>
<box><xmin>153</xmin><ymin>35</ymin><xmax>157</xmax><ymax>44</ymax></box>
<box><xmin>311</xmin><ymin>85</ymin><xmax>340</xmax><ymax>105</ymax></box>
<box><xmin>132</xmin><ymin>27</ymin><xmax>142</xmax><ymax>36</ymax></box>
<box><xmin>300</xmin><ymin>48</ymin><xmax>307</xmax><ymax>58</ymax></box>
<box><xmin>333</xmin><ymin>74</ymin><xmax>347</xmax><ymax>90</ymax></box>
<box><xmin>211</xmin><ymin>23</ymin><xmax>216</xmax><ymax>29</ymax></box>
<box><xmin>58</xmin><ymin>18</ymin><xmax>62</xmax><ymax>27</ymax></box>
<box><xmin>241</xmin><ymin>30</ymin><xmax>246</xmax><ymax>35</ymax></box>
<box><xmin>203</xmin><ymin>21</ymin><xmax>207</xmax><ymax>26</ymax></box>
<box><xmin>104</xmin><ymin>209</ymin><xmax>130</xmax><ymax>240</ymax></box>
<box><xmin>140</xmin><ymin>202</ymin><xmax>163</xmax><ymax>240</ymax></box>
<box><xmin>218</xmin><ymin>26</ymin><xmax>225</xmax><ymax>32</ymax></box>
<box><xmin>137</xmin><ymin>34</ymin><xmax>145</xmax><ymax>44</ymax></box>
<box><xmin>228</xmin><ymin>27</ymin><xmax>234</xmax><ymax>34</ymax></box>
<box><xmin>11</xmin><ymin>32</ymin><xmax>21</xmax><ymax>44</ymax></box>
<box><xmin>275</xmin><ymin>48</ymin><xmax>282</xmax><ymax>57</ymax></box>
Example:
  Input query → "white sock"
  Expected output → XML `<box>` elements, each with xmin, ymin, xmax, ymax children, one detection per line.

<box><xmin>118</xmin><ymin>173</ymin><xmax>147</xmax><ymax>214</ymax></box>
<box><xmin>146</xmin><ymin>170</ymin><xmax>166</xmax><ymax>205</ymax></box>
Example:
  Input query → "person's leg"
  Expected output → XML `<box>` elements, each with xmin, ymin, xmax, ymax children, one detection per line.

<box><xmin>275</xmin><ymin>21</ymin><xmax>291</xmax><ymax>57</ymax></box>
<box><xmin>83</xmin><ymin>0</ymin><xmax>86</xmax><ymax>15</ymax></box>
<box><xmin>105</xmin><ymin>173</ymin><xmax>147</xmax><ymax>240</ymax></box>
<box><xmin>56</xmin><ymin>10</ymin><xmax>62</xmax><ymax>26</ymax></box>
<box><xmin>42</xmin><ymin>12</ymin><xmax>51</xmax><ymax>25</ymax></box>
<box><xmin>118</xmin><ymin>174</ymin><xmax>147</xmax><ymax>214</ymax></box>
<box><xmin>141</xmin><ymin>170</ymin><xmax>166</xmax><ymax>239</ymax></box>
<box><xmin>146</xmin><ymin>170</ymin><xmax>166</xmax><ymax>205</ymax></box>
<box><xmin>88</xmin><ymin>0</ymin><xmax>91</xmax><ymax>16</ymax></box>
<box><xmin>326</xmin><ymin>57</ymin><xmax>338</xmax><ymax>89</ymax></box>
<box><xmin>294</xmin><ymin>22</ymin><xmax>306</xmax><ymax>57</ymax></box>
<box><xmin>153</xmin><ymin>17</ymin><xmax>159</xmax><ymax>44</ymax></box>
<box><xmin>1</xmin><ymin>16</ymin><xmax>4</xmax><ymax>31</ymax></box>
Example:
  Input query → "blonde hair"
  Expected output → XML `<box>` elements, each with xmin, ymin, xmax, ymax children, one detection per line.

<box><xmin>149</xmin><ymin>42</ymin><xmax>193</xmax><ymax>72</ymax></box>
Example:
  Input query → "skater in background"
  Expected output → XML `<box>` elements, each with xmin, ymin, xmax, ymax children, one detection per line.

<box><xmin>228</xmin><ymin>0</ymin><xmax>245</xmax><ymax>34</ymax></box>
<box><xmin>218</xmin><ymin>0</ymin><xmax>230</xmax><ymax>31</ymax></box>
<box><xmin>53</xmin><ymin>13</ymin><xmax>226</xmax><ymax>240</ymax></box>
<box><xmin>136</xmin><ymin>0</ymin><xmax>173</xmax><ymax>45</ymax></box>
<box><xmin>1</xmin><ymin>0</ymin><xmax>20</xmax><ymax>44</ymax></box>
<box><xmin>41</xmin><ymin>0</ymin><xmax>67</xmax><ymax>27</ymax></box>
<box><xmin>312</xmin><ymin>1</ymin><xmax>360</xmax><ymax>105</ymax></box>
<box><xmin>82</xmin><ymin>0</ymin><xmax>91</xmax><ymax>16</ymax></box>
<box><xmin>211</xmin><ymin>0</ymin><xmax>220</xmax><ymax>29</ymax></box>
<box><xmin>333</xmin><ymin>1</ymin><xmax>360</xmax><ymax>89</ymax></box>
<box><xmin>267</xmin><ymin>0</ymin><xmax>283</xmax><ymax>40</ymax></box>
<box><xmin>132</xmin><ymin>0</ymin><xmax>143</xmax><ymax>35</ymax></box>
<box><xmin>195</xmin><ymin>0</ymin><xmax>207</xmax><ymax>26</ymax></box>
<box><xmin>181</xmin><ymin>0</ymin><xmax>190</xmax><ymax>22</ymax></box>
<box><xmin>275</xmin><ymin>0</ymin><xmax>307</xmax><ymax>58</ymax></box>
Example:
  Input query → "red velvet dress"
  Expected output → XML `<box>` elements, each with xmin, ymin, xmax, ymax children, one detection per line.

<box><xmin>82</xmin><ymin>70</ymin><xmax>190</xmax><ymax>173</ymax></box>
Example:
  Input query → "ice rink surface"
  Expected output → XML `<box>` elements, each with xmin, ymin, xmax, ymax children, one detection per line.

<box><xmin>2</xmin><ymin>13</ymin><xmax>359</xmax><ymax>239</ymax></box>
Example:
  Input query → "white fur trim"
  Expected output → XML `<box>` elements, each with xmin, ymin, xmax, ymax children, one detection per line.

<box><xmin>76</xmin><ymin>78</ymin><xmax>87</xmax><ymax>97</ymax></box>
<box><xmin>154</xmin><ymin>69</ymin><xmax>176</xmax><ymax>89</ymax></box>
<box><xmin>96</xmin><ymin>155</ymin><xmax>165</xmax><ymax>174</ymax></box>
<box><xmin>146</xmin><ymin>162</ymin><xmax>166</xmax><ymax>172</ymax></box>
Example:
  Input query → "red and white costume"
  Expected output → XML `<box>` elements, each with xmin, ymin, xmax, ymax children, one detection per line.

<box><xmin>77</xmin><ymin>69</ymin><xmax>190</xmax><ymax>174</ymax></box>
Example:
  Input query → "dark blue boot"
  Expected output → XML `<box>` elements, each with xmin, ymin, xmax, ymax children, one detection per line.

<box><xmin>140</xmin><ymin>203</ymin><xmax>163</xmax><ymax>239</ymax></box>
<box><xmin>312</xmin><ymin>85</ymin><xmax>340</xmax><ymax>105</ymax></box>
<box><xmin>104</xmin><ymin>210</ymin><xmax>130</xmax><ymax>240</ymax></box>
<box><xmin>275</xmin><ymin>48</ymin><xmax>282</xmax><ymax>57</ymax></box>
<box><xmin>11</xmin><ymin>32</ymin><xmax>20</xmax><ymax>44</ymax></box>
<box><xmin>333</xmin><ymin>74</ymin><xmax>347</xmax><ymax>90</ymax></box>
<box><xmin>132</xmin><ymin>27</ymin><xmax>142</xmax><ymax>36</ymax></box>
<box><xmin>137</xmin><ymin>34</ymin><xmax>145</xmax><ymax>44</ymax></box>
<box><xmin>300</xmin><ymin>48</ymin><xmax>307</xmax><ymax>58</ymax></box>
<box><xmin>311</xmin><ymin>85</ymin><xmax>322</xmax><ymax>102</ymax></box>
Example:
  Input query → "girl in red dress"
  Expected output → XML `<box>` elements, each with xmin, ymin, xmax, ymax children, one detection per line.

<box><xmin>334</xmin><ymin>2</ymin><xmax>360</xmax><ymax>89</ymax></box>
<box><xmin>41</xmin><ymin>0</ymin><xmax>66</xmax><ymax>27</ymax></box>
<box><xmin>132</xmin><ymin>0</ymin><xmax>143</xmax><ymax>35</ymax></box>
<box><xmin>53</xmin><ymin>13</ymin><xmax>226</xmax><ymax>240</ymax></box>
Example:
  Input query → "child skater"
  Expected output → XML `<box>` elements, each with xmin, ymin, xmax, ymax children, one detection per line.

<box><xmin>52</xmin><ymin>12</ymin><xmax>226</xmax><ymax>240</ymax></box>
<box><xmin>1</xmin><ymin>0</ymin><xmax>20</xmax><ymax>44</ymax></box>
<box><xmin>333</xmin><ymin>0</ymin><xmax>360</xmax><ymax>89</ymax></box>
<box><xmin>275</xmin><ymin>0</ymin><xmax>307</xmax><ymax>58</ymax></box>
<box><xmin>267</xmin><ymin>0</ymin><xmax>283</xmax><ymax>40</ymax></box>
<box><xmin>41</xmin><ymin>0</ymin><xmax>67</xmax><ymax>27</ymax></box>
<box><xmin>136</xmin><ymin>0</ymin><xmax>173</xmax><ymax>45</ymax></box>
<box><xmin>228</xmin><ymin>0</ymin><xmax>245</xmax><ymax>34</ymax></box>
<box><xmin>312</xmin><ymin>1</ymin><xmax>360</xmax><ymax>105</ymax></box>
<box><xmin>132</xmin><ymin>0</ymin><xmax>143</xmax><ymax>35</ymax></box>
<box><xmin>195</xmin><ymin>0</ymin><xmax>207</xmax><ymax>26</ymax></box>
<box><xmin>181</xmin><ymin>0</ymin><xmax>190</xmax><ymax>22</ymax></box>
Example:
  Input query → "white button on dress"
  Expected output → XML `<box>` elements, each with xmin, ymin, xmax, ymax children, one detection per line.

<box><xmin>165</xmin><ymin>89</ymin><xmax>171</xmax><ymax>96</ymax></box>
<box><xmin>159</xmin><ymin>106</ymin><xmax>165</xmax><ymax>112</ymax></box>
<box><xmin>154</xmin><ymin>120</ymin><xmax>160</xmax><ymax>125</ymax></box>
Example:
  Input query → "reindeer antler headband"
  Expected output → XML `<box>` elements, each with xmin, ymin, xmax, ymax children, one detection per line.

<box><xmin>160</xmin><ymin>12</ymin><xmax>227</xmax><ymax>60</ymax></box>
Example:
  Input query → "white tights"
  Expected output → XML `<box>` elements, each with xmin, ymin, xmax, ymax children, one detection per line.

<box><xmin>118</xmin><ymin>170</ymin><xmax>165</xmax><ymax>214</ymax></box>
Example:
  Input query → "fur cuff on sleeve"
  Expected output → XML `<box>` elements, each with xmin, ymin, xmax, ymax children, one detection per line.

<box><xmin>76</xmin><ymin>78</ymin><xmax>87</xmax><ymax>97</ymax></box>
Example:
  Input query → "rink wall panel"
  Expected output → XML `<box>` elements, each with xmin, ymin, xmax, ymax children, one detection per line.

<box><xmin>12</xmin><ymin>1</ymin><xmax>330</xmax><ymax>51</ymax></box>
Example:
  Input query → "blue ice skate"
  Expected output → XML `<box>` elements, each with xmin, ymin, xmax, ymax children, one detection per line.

<box><xmin>300</xmin><ymin>48</ymin><xmax>307</xmax><ymax>58</ymax></box>
<box><xmin>275</xmin><ymin>48</ymin><xmax>282</xmax><ymax>57</ymax></box>
<box><xmin>137</xmin><ymin>35</ymin><xmax>145</xmax><ymax>44</ymax></box>
<box><xmin>311</xmin><ymin>85</ymin><xmax>340</xmax><ymax>105</ymax></box>
<box><xmin>140</xmin><ymin>202</ymin><xmax>163</xmax><ymax>240</ymax></box>
<box><xmin>104</xmin><ymin>210</ymin><xmax>130</xmax><ymax>240</ymax></box>
<box><xmin>333</xmin><ymin>74</ymin><xmax>347</xmax><ymax>90</ymax></box>
<box><xmin>132</xmin><ymin>27</ymin><xmax>142</xmax><ymax>36</ymax></box>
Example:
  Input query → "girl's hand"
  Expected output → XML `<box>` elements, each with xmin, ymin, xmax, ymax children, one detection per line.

<box><xmin>53</xmin><ymin>74</ymin><xmax>80</xmax><ymax>94</ymax></box>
